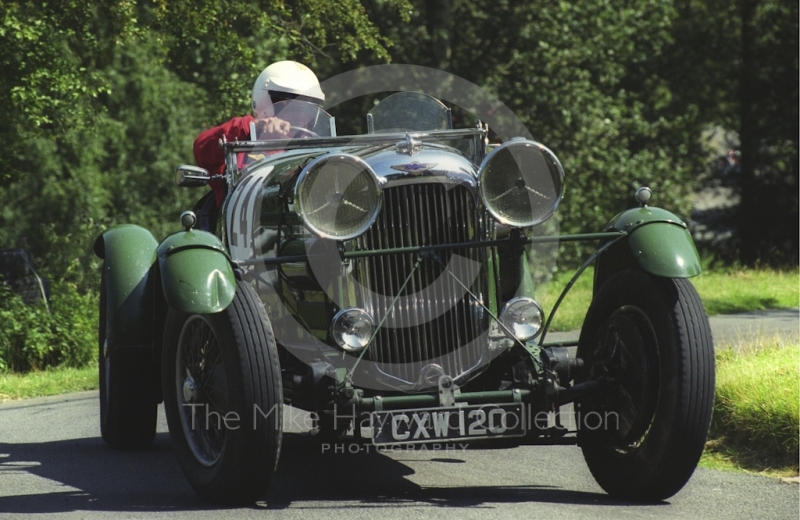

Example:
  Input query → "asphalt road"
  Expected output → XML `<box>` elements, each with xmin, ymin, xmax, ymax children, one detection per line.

<box><xmin>1</xmin><ymin>309</ymin><xmax>798</xmax><ymax>519</ymax></box>
<box><xmin>0</xmin><ymin>390</ymin><xmax>797</xmax><ymax>519</ymax></box>
<box><xmin>707</xmin><ymin>308</ymin><xmax>800</xmax><ymax>348</ymax></box>
<box><xmin>546</xmin><ymin>308</ymin><xmax>800</xmax><ymax>350</ymax></box>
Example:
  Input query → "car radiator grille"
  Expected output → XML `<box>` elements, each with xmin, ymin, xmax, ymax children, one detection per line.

<box><xmin>351</xmin><ymin>183</ymin><xmax>487</xmax><ymax>388</ymax></box>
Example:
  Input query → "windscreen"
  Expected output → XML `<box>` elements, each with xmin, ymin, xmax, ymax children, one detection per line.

<box><xmin>251</xmin><ymin>100</ymin><xmax>335</xmax><ymax>140</ymax></box>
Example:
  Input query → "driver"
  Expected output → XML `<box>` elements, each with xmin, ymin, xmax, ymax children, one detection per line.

<box><xmin>192</xmin><ymin>60</ymin><xmax>325</xmax><ymax>228</ymax></box>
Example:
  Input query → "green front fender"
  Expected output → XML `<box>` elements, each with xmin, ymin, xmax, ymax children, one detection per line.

<box><xmin>94</xmin><ymin>225</ymin><xmax>158</xmax><ymax>348</ymax></box>
<box><xmin>156</xmin><ymin>230</ymin><xmax>236</xmax><ymax>314</ymax></box>
<box><xmin>626</xmin><ymin>222</ymin><xmax>701</xmax><ymax>278</ymax></box>
<box><xmin>603</xmin><ymin>206</ymin><xmax>701</xmax><ymax>279</ymax></box>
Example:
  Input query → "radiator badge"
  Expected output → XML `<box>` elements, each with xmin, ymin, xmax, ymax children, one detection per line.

<box><xmin>390</xmin><ymin>162</ymin><xmax>438</xmax><ymax>175</ymax></box>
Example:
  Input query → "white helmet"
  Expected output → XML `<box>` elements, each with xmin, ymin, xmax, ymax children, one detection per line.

<box><xmin>251</xmin><ymin>61</ymin><xmax>325</xmax><ymax>118</ymax></box>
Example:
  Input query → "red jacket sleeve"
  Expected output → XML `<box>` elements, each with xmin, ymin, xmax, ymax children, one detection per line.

<box><xmin>193</xmin><ymin>115</ymin><xmax>254</xmax><ymax>176</ymax></box>
<box><xmin>193</xmin><ymin>115</ymin><xmax>254</xmax><ymax>205</ymax></box>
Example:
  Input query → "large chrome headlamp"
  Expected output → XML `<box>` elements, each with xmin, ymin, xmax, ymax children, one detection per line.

<box><xmin>478</xmin><ymin>140</ymin><xmax>564</xmax><ymax>227</ymax></box>
<box><xmin>295</xmin><ymin>153</ymin><xmax>382</xmax><ymax>240</ymax></box>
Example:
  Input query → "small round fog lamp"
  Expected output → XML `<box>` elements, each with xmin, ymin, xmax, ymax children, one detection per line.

<box><xmin>331</xmin><ymin>308</ymin><xmax>375</xmax><ymax>353</ymax></box>
<box><xmin>499</xmin><ymin>297</ymin><xmax>544</xmax><ymax>342</ymax></box>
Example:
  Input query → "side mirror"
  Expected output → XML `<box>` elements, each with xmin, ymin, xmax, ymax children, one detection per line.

<box><xmin>175</xmin><ymin>165</ymin><xmax>210</xmax><ymax>188</ymax></box>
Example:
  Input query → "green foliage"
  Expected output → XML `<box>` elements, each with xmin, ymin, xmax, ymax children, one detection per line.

<box><xmin>3</xmin><ymin>0</ymin><xmax>794</xmax><ymax>281</ymax></box>
<box><xmin>0</xmin><ymin>0</ymin><xmax>409</xmax><ymax>373</ymax></box>
<box><xmin>0</xmin><ymin>281</ymin><xmax>98</xmax><ymax>373</ymax></box>
<box><xmin>97</xmin><ymin>33</ymin><xmax>208</xmax><ymax>241</ymax></box>
<box><xmin>0</xmin><ymin>5</ymin><xmax>205</xmax><ymax>286</ymax></box>
<box><xmin>353</xmin><ymin>0</ymin><xmax>796</xmax><ymax>266</ymax></box>
<box><xmin>667</xmin><ymin>0</ymin><xmax>798</xmax><ymax>264</ymax></box>
<box><xmin>351</xmin><ymin>0</ymin><xmax>701</xmax><ymax>266</ymax></box>
<box><xmin>0</xmin><ymin>1</ymin><xmax>408</xmax><ymax>289</ymax></box>
<box><xmin>0</xmin><ymin>2</ymin><xmax>112</xmax><ymax>129</ymax></box>
<box><xmin>143</xmin><ymin>0</ymin><xmax>409</xmax><ymax>146</ymax></box>
<box><xmin>0</xmin><ymin>50</ymin><xmax>201</xmax><ymax>286</ymax></box>
<box><xmin>0</xmin><ymin>0</ymin><xmax>406</xmax><ymax>136</ymax></box>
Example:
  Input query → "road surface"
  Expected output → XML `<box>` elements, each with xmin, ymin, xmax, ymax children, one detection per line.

<box><xmin>1</xmin><ymin>309</ymin><xmax>797</xmax><ymax>518</ymax></box>
<box><xmin>546</xmin><ymin>308</ymin><xmax>800</xmax><ymax>350</ymax></box>
<box><xmin>0</xmin><ymin>390</ymin><xmax>797</xmax><ymax>519</ymax></box>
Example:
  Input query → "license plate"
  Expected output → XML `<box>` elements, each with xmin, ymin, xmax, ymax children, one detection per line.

<box><xmin>371</xmin><ymin>403</ymin><xmax>526</xmax><ymax>445</ymax></box>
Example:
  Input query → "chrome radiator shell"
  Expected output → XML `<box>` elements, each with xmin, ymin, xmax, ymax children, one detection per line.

<box><xmin>350</xmin><ymin>182</ymin><xmax>490</xmax><ymax>389</ymax></box>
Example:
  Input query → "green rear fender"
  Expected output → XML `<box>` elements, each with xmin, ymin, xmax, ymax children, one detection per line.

<box><xmin>599</xmin><ymin>206</ymin><xmax>701</xmax><ymax>281</ymax></box>
<box><xmin>94</xmin><ymin>225</ymin><xmax>158</xmax><ymax>348</ymax></box>
<box><xmin>156</xmin><ymin>230</ymin><xmax>236</xmax><ymax>314</ymax></box>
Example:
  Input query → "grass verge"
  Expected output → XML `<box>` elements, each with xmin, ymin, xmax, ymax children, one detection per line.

<box><xmin>0</xmin><ymin>365</ymin><xmax>97</xmax><ymax>403</ymax></box>
<box><xmin>699</xmin><ymin>342</ymin><xmax>799</xmax><ymax>477</ymax></box>
<box><xmin>692</xmin><ymin>267</ymin><xmax>800</xmax><ymax>316</ymax></box>
<box><xmin>538</xmin><ymin>266</ymin><xmax>799</xmax><ymax>331</ymax></box>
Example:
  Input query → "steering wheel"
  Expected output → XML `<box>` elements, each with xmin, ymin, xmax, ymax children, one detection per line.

<box><xmin>289</xmin><ymin>126</ymin><xmax>319</xmax><ymax>138</ymax></box>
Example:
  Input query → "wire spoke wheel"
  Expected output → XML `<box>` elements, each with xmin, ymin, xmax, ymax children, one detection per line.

<box><xmin>586</xmin><ymin>307</ymin><xmax>660</xmax><ymax>454</ymax></box>
<box><xmin>162</xmin><ymin>280</ymin><xmax>282</xmax><ymax>504</ymax></box>
<box><xmin>176</xmin><ymin>316</ymin><xmax>229</xmax><ymax>466</ymax></box>
<box><xmin>577</xmin><ymin>269</ymin><xmax>715</xmax><ymax>502</ymax></box>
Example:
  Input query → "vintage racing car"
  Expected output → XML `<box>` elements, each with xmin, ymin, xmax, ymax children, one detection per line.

<box><xmin>94</xmin><ymin>91</ymin><xmax>714</xmax><ymax>504</ymax></box>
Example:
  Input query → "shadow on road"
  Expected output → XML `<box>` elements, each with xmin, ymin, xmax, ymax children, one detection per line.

<box><xmin>0</xmin><ymin>432</ymin><xmax>663</xmax><ymax>513</ymax></box>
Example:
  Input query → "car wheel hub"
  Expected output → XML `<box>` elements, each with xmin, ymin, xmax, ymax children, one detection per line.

<box><xmin>183</xmin><ymin>374</ymin><xmax>198</xmax><ymax>403</ymax></box>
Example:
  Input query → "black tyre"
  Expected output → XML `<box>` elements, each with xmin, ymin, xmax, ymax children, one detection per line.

<box><xmin>162</xmin><ymin>280</ymin><xmax>282</xmax><ymax>504</ymax></box>
<box><xmin>99</xmin><ymin>267</ymin><xmax>158</xmax><ymax>449</ymax></box>
<box><xmin>576</xmin><ymin>269</ymin><xmax>715</xmax><ymax>502</ymax></box>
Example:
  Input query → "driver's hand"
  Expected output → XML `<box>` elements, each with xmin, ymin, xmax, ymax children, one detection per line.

<box><xmin>255</xmin><ymin>117</ymin><xmax>291</xmax><ymax>139</ymax></box>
